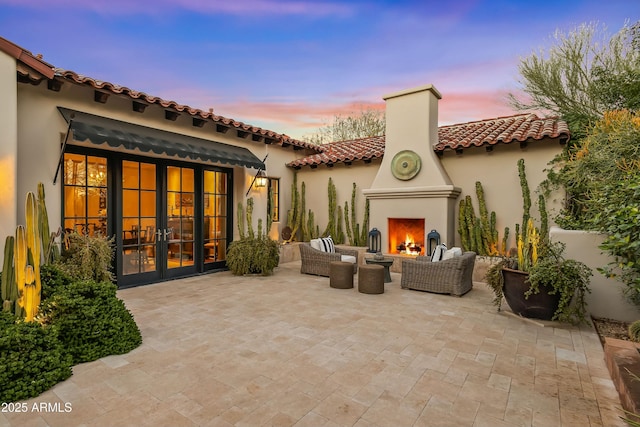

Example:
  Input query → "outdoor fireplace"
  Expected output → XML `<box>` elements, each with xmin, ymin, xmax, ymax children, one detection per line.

<box><xmin>362</xmin><ymin>84</ymin><xmax>462</xmax><ymax>255</ymax></box>
<box><xmin>388</xmin><ymin>218</ymin><xmax>425</xmax><ymax>255</ymax></box>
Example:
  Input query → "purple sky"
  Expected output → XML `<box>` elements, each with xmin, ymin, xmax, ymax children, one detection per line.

<box><xmin>1</xmin><ymin>0</ymin><xmax>637</xmax><ymax>139</ymax></box>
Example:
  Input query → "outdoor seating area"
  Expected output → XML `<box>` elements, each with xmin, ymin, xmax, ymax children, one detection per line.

<box><xmin>3</xmin><ymin>260</ymin><xmax>626</xmax><ymax>427</ymax></box>
<box><xmin>401</xmin><ymin>251</ymin><xmax>477</xmax><ymax>297</ymax></box>
<box><xmin>299</xmin><ymin>241</ymin><xmax>359</xmax><ymax>277</ymax></box>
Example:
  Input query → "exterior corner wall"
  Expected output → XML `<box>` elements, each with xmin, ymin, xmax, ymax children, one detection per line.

<box><xmin>0</xmin><ymin>51</ymin><xmax>18</xmax><ymax>252</ymax></box>
<box><xmin>550</xmin><ymin>226</ymin><xmax>640</xmax><ymax>323</ymax></box>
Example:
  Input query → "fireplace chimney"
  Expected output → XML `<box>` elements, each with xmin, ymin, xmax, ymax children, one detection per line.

<box><xmin>363</xmin><ymin>84</ymin><xmax>461</xmax><ymax>253</ymax></box>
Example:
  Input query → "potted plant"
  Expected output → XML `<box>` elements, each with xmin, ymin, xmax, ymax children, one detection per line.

<box><xmin>485</xmin><ymin>159</ymin><xmax>592</xmax><ymax>324</ymax></box>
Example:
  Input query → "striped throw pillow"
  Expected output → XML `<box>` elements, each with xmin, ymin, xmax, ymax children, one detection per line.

<box><xmin>319</xmin><ymin>236</ymin><xmax>335</xmax><ymax>253</ymax></box>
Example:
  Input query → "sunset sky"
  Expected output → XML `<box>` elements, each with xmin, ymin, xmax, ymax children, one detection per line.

<box><xmin>1</xmin><ymin>0</ymin><xmax>637</xmax><ymax>139</ymax></box>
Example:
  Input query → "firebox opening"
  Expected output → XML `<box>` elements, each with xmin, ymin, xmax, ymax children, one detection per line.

<box><xmin>388</xmin><ymin>218</ymin><xmax>425</xmax><ymax>255</ymax></box>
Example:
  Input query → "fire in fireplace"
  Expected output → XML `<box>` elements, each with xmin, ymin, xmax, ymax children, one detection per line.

<box><xmin>388</xmin><ymin>218</ymin><xmax>425</xmax><ymax>255</ymax></box>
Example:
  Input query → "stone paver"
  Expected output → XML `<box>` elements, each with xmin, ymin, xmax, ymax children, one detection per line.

<box><xmin>2</xmin><ymin>261</ymin><xmax>627</xmax><ymax>427</ymax></box>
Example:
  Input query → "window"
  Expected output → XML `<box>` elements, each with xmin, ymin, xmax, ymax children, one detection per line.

<box><xmin>268</xmin><ymin>178</ymin><xmax>280</xmax><ymax>222</ymax></box>
<box><xmin>63</xmin><ymin>153</ymin><xmax>108</xmax><ymax>236</ymax></box>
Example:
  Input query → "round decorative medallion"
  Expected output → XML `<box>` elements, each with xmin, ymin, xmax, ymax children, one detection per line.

<box><xmin>390</xmin><ymin>150</ymin><xmax>421</xmax><ymax>180</ymax></box>
<box><xmin>281</xmin><ymin>226</ymin><xmax>292</xmax><ymax>241</ymax></box>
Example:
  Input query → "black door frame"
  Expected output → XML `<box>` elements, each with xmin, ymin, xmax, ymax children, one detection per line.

<box><xmin>62</xmin><ymin>146</ymin><xmax>233</xmax><ymax>288</ymax></box>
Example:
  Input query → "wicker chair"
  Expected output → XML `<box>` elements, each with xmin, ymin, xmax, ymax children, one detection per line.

<box><xmin>299</xmin><ymin>243</ymin><xmax>359</xmax><ymax>277</ymax></box>
<box><xmin>401</xmin><ymin>252</ymin><xmax>476</xmax><ymax>296</ymax></box>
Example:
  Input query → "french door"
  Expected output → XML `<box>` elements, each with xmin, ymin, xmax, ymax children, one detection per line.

<box><xmin>63</xmin><ymin>151</ymin><xmax>233</xmax><ymax>288</ymax></box>
<box><xmin>118</xmin><ymin>160</ymin><xmax>231</xmax><ymax>287</ymax></box>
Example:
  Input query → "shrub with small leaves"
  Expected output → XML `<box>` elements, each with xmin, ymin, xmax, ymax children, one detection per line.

<box><xmin>39</xmin><ymin>280</ymin><xmax>142</xmax><ymax>364</ymax></box>
<box><xmin>226</xmin><ymin>236</ymin><xmax>280</xmax><ymax>275</ymax></box>
<box><xmin>629</xmin><ymin>320</ymin><xmax>640</xmax><ymax>343</ymax></box>
<box><xmin>0</xmin><ymin>311</ymin><xmax>72</xmax><ymax>403</ymax></box>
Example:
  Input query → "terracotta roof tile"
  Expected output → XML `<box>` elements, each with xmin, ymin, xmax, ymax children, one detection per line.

<box><xmin>287</xmin><ymin>114</ymin><xmax>570</xmax><ymax>168</ymax></box>
<box><xmin>287</xmin><ymin>136</ymin><xmax>385</xmax><ymax>168</ymax></box>
<box><xmin>435</xmin><ymin>113</ymin><xmax>570</xmax><ymax>152</ymax></box>
<box><xmin>53</xmin><ymin>69</ymin><xmax>316</xmax><ymax>150</ymax></box>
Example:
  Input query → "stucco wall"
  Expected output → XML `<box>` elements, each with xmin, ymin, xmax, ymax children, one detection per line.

<box><xmin>0</xmin><ymin>50</ymin><xmax>17</xmax><ymax>242</ymax></box>
<box><xmin>550</xmin><ymin>227</ymin><xmax>640</xmax><ymax>323</ymax></box>
<box><xmin>15</xmin><ymin>81</ymin><xmax>299</xmax><ymax>242</ymax></box>
<box><xmin>294</xmin><ymin>160</ymin><xmax>380</xmax><ymax>242</ymax></box>
<box><xmin>440</xmin><ymin>140</ymin><xmax>564</xmax><ymax>251</ymax></box>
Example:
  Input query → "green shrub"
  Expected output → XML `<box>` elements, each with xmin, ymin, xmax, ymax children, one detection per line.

<box><xmin>40</xmin><ymin>263</ymin><xmax>72</xmax><ymax>300</ymax></box>
<box><xmin>0</xmin><ymin>311</ymin><xmax>72</xmax><ymax>403</ymax></box>
<box><xmin>40</xmin><ymin>280</ymin><xmax>142</xmax><ymax>363</ymax></box>
<box><xmin>629</xmin><ymin>320</ymin><xmax>640</xmax><ymax>343</ymax></box>
<box><xmin>226</xmin><ymin>236</ymin><xmax>280</xmax><ymax>275</ymax></box>
<box><xmin>56</xmin><ymin>232</ymin><xmax>115</xmax><ymax>283</ymax></box>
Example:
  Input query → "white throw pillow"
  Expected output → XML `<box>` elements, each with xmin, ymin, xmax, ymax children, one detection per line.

<box><xmin>310</xmin><ymin>238</ymin><xmax>322</xmax><ymax>251</ymax></box>
<box><xmin>442</xmin><ymin>247</ymin><xmax>463</xmax><ymax>260</ymax></box>
<box><xmin>430</xmin><ymin>244</ymin><xmax>447</xmax><ymax>262</ymax></box>
<box><xmin>319</xmin><ymin>236</ymin><xmax>335</xmax><ymax>253</ymax></box>
<box><xmin>340</xmin><ymin>255</ymin><xmax>357</xmax><ymax>264</ymax></box>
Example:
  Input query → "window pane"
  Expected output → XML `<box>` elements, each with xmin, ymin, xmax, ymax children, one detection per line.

<box><xmin>122</xmin><ymin>161</ymin><xmax>139</xmax><ymax>189</ymax></box>
<box><xmin>182</xmin><ymin>168</ymin><xmax>194</xmax><ymax>192</ymax></box>
<box><xmin>123</xmin><ymin>190</ymin><xmax>139</xmax><ymax>217</ymax></box>
<box><xmin>64</xmin><ymin>154</ymin><xmax>86</xmax><ymax>186</ymax></box>
<box><xmin>204</xmin><ymin>170</ymin><xmax>214</xmax><ymax>193</ymax></box>
<box><xmin>167</xmin><ymin>166</ymin><xmax>180</xmax><ymax>192</ymax></box>
<box><xmin>140</xmin><ymin>163</ymin><xmax>156</xmax><ymax>190</ymax></box>
<box><xmin>64</xmin><ymin>186</ymin><xmax>85</xmax><ymax>218</ymax></box>
<box><xmin>140</xmin><ymin>190</ymin><xmax>156</xmax><ymax>217</ymax></box>
<box><xmin>88</xmin><ymin>156</ymin><xmax>107</xmax><ymax>187</ymax></box>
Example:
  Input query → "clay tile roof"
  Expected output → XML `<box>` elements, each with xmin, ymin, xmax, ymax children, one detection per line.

<box><xmin>287</xmin><ymin>114</ymin><xmax>570</xmax><ymax>168</ymax></box>
<box><xmin>0</xmin><ymin>36</ymin><xmax>55</xmax><ymax>82</ymax></box>
<box><xmin>0</xmin><ymin>36</ymin><xmax>314</xmax><ymax>151</ymax></box>
<box><xmin>53</xmin><ymin>69</ymin><xmax>316</xmax><ymax>150</ymax></box>
<box><xmin>286</xmin><ymin>135</ymin><xmax>385</xmax><ymax>168</ymax></box>
<box><xmin>435</xmin><ymin>113</ymin><xmax>570</xmax><ymax>152</ymax></box>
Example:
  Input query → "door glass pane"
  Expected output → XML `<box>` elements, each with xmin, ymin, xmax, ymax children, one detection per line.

<box><xmin>122</xmin><ymin>161</ymin><xmax>157</xmax><ymax>275</ymax></box>
<box><xmin>167</xmin><ymin>166</ymin><xmax>194</xmax><ymax>269</ymax></box>
<box><xmin>203</xmin><ymin>170</ymin><xmax>227</xmax><ymax>263</ymax></box>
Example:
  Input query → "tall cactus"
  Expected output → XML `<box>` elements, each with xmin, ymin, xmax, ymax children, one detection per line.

<box><xmin>24</xmin><ymin>192</ymin><xmax>41</xmax><ymax>322</ymax></box>
<box><xmin>285</xmin><ymin>173</ymin><xmax>303</xmax><ymax>242</ymax></box>
<box><xmin>246</xmin><ymin>198</ymin><xmax>255</xmax><ymax>239</ymax></box>
<box><xmin>323</xmin><ymin>178</ymin><xmax>337</xmax><ymax>238</ymax></box>
<box><xmin>518</xmin><ymin>158</ymin><xmax>531</xmax><ymax>235</ymax></box>
<box><xmin>336</xmin><ymin>206</ymin><xmax>345</xmax><ymax>244</ymax></box>
<box><xmin>14</xmin><ymin>225</ymin><xmax>27</xmax><ymax>319</ymax></box>
<box><xmin>237</xmin><ymin>202</ymin><xmax>246</xmax><ymax>239</ymax></box>
<box><xmin>457</xmin><ymin>182</ymin><xmax>508</xmax><ymax>256</ymax></box>
<box><xmin>2</xmin><ymin>236</ymin><xmax>15</xmax><ymax>313</ymax></box>
<box><xmin>344</xmin><ymin>201</ymin><xmax>353</xmax><ymax>245</ymax></box>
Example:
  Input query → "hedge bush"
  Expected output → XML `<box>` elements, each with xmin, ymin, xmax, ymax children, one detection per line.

<box><xmin>40</xmin><ymin>280</ymin><xmax>142</xmax><ymax>364</ymax></box>
<box><xmin>0</xmin><ymin>311</ymin><xmax>72</xmax><ymax>403</ymax></box>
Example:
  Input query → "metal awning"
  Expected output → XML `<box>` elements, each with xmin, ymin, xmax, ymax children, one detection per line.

<box><xmin>57</xmin><ymin>107</ymin><xmax>265</xmax><ymax>170</ymax></box>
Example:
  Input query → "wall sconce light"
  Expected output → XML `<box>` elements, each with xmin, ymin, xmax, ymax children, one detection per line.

<box><xmin>246</xmin><ymin>154</ymin><xmax>269</xmax><ymax>197</ymax></box>
<box><xmin>255</xmin><ymin>170</ymin><xmax>268</xmax><ymax>188</ymax></box>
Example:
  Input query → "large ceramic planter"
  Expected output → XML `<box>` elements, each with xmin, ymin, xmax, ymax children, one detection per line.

<box><xmin>502</xmin><ymin>267</ymin><xmax>561</xmax><ymax>320</ymax></box>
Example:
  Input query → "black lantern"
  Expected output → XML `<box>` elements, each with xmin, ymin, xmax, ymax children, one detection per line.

<box><xmin>427</xmin><ymin>229</ymin><xmax>440</xmax><ymax>256</ymax></box>
<box><xmin>367</xmin><ymin>228</ymin><xmax>381</xmax><ymax>253</ymax></box>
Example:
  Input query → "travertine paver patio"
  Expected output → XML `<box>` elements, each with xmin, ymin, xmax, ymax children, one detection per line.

<box><xmin>1</xmin><ymin>260</ymin><xmax>627</xmax><ymax>427</ymax></box>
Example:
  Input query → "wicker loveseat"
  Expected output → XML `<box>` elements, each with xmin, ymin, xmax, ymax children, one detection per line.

<box><xmin>401</xmin><ymin>251</ymin><xmax>476</xmax><ymax>296</ymax></box>
<box><xmin>299</xmin><ymin>242</ymin><xmax>359</xmax><ymax>277</ymax></box>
